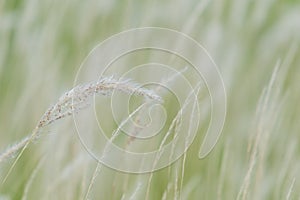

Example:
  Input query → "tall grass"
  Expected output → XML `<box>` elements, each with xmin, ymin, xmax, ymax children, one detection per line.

<box><xmin>0</xmin><ymin>76</ymin><xmax>162</xmax><ymax>186</ymax></box>
<box><xmin>0</xmin><ymin>0</ymin><xmax>300</xmax><ymax>199</ymax></box>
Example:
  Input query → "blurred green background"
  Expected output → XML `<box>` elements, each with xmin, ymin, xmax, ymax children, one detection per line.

<box><xmin>0</xmin><ymin>0</ymin><xmax>300</xmax><ymax>199</ymax></box>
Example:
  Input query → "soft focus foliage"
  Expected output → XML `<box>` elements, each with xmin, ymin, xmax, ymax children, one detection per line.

<box><xmin>0</xmin><ymin>0</ymin><xmax>300</xmax><ymax>199</ymax></box>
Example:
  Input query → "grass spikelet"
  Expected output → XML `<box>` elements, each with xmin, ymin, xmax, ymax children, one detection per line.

<box><xmin>0</xmin><ymin>77</ymin><xmax>162</xmax><ymax>184</ymax></box>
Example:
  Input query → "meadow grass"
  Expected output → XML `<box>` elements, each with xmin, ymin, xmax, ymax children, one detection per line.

<box><xmin>0</xmin><ymin>0</ymin><xmax>300</xmax><ymax>199</ymax></box>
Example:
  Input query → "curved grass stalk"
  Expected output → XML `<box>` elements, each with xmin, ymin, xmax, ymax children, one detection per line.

<box><xmin>84</xmin><ymin>162</ymin><xmax>102</xmax><ymax>200</ymax></box>
<box><xmin>286</xmin><ymin>178</ymin><xmax>296</xmax><ymax>200</ymax></box>
<box><xmin>82</xmin><ymin>103</ymin><xmax>148</xmax><ymax>199</ymax></box>
<box><xmin>237</xmin><ymin>63</ymin><xmax>281</xmax><ymax>200</ymax></box>
<box><xmin>145</xmin><ymin>83</ymin><xmax>201</xmax><ymax>200</ymax></box>
<box><xmin>105</xmin><ymin>68</ymin><xmax>188</xmax><ymax>196</ymax></box>
<box><xmin>0</xmin><ymin>76</ymin><xmax>162</xmax><ymax>184</ymax></box>
<box><xmin>21</xmin><ymin>157</ymin><xmax>46</xmax><ymax>200</ymax></box>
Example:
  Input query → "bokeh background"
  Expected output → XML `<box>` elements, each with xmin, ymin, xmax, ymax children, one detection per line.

<box><xmin>0</xmin><ymin>0</ymin><xmax>300</xmax><ymax>199</ymax></box>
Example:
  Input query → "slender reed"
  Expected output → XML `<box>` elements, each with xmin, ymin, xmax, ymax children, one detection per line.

<box><xmin>0</xmin><ymin>76</ymin><xmax>162</xmax><ymax>184</ymax></box>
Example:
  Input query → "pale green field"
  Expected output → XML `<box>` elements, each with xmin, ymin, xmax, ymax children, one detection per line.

<box><xmin>0</xmin><ymin>0</ymin><xmax>300</xmax><ymax>199</ymax></box>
